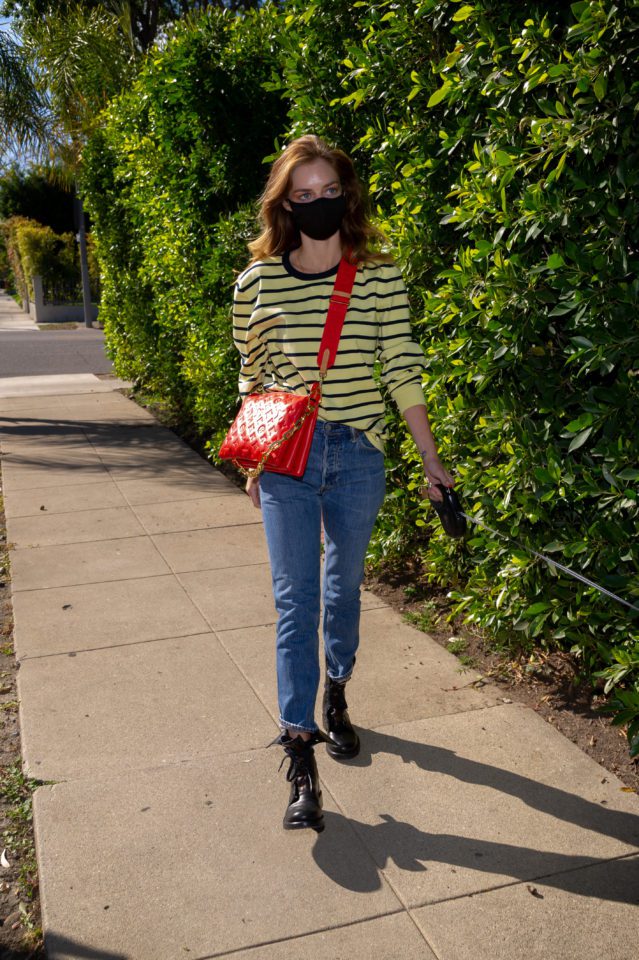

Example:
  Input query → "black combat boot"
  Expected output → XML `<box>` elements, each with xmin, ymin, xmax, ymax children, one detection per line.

<box><xmin>322</xmin><ymin>668</ymin><xmax>360</xmax><ymax>760</ymax></box>
<box><xmin>278</xmin><ymin>731</ymin><xmax>325</xmax><ymax>832</ymax></box>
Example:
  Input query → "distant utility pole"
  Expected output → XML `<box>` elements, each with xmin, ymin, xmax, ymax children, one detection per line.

<box><xmin>73</xmin><ymin>193</ymin><xmax>93</xmax><ymax>329</ymax></box>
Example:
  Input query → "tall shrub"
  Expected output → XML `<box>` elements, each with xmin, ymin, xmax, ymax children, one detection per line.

<box><xmin>277</xmin><ymin>0</ymin><xmax>639</xmax><ymax>749</ymax></box>
<box><xmin>1</xmin><ymin>216</ymin><xmax>32</xmax><ymax>303</ymax></box>
<box><xmin>80</xmin><ymin>6</ymin><xmax>285</xmax><ymax>424</ymax></box>
<box><xmin>1</xmin><ymin>217</ymin><xmax>97</xmax><ymax>302</ymax></box>
<box><xmin>417</xmin><ymin>0</ymin><xmax>639</xmax><ymax>748</ymax></box>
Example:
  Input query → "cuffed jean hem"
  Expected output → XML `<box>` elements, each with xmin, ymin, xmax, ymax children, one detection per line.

<box><xmin>326</xmin><ymin>667</ymin><xmax>353</xmax><ymax>684</ymax></box>
<box><xmin>279</xmin><ymin>717</ymin><xmax>320</xmax><ymax>734</ymax></box>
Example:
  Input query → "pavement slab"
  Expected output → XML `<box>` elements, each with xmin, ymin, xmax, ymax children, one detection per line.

<box><xmin>178</xmin><ymin>563</ymin><xmax>277</xmax><ymax>631</ymax></box>
<box><xmin>216</xmin><ymin>611</ymin><xmax>499</xmax><ymax>732</ymax></box>
<box><xmin>0</xmin><ymin>316</ymin><xmax>37</xmax><ymax>331</ymax></box>
<box><xmin>0</xmin><ymin>374</ymin><xmax>131</xmax><ymax>398</ymax></box>
<box><xmin>60</xmin><ymin>401</ymin><xmax>155</xmax><ymax>423</ymax></box>
<box><xmin>0</xmin><ymin>443</ymin><xmax>104</xmax><ymax>468</ymax></box>
<box><xmin>0</xmin><ymin>423</ymin><xmax>96</xmax><ymax>446</ymax></box>
<box><xmin>10</xmin><ymin>534</ymin><xmax>171</xmax><ymax>591</ymax></box>
<box><xmin>0</xmin><ymin>435</ymin><xmax>95</xmax><ymax>457</ymax></box>
<box><xmin>18</xmin><ymin>632</ymin><xmax>276</xmax><ymax>781</ymax></box>
<box><xmin>131</xmin><ymin>494</ymin><xmax>259</xmax><ymax>534</ymax></box>
<box><xmin>86</xmin><ymin>436</ymin><xmax>199</xmax><ymax>471</ymax></box>
<box><xmin>412</xmin><ymin>854</ymin><xmax>639</xmax><ymax>960</ymax></box>
<box><xmin>12</xmin><ymin>574</ymin><xmax>210</xmax><ymax>659</ymax></box>
<box><xmin>3</xmin><ymin>480</ymin><xmax>130</xmax><ymax>519</ymax></box>
<box><xmin>34</xmin><ymin>753</ymin><xmax>403</xmax><ymax>960</ymax></box>
<box><xmin>1</xmin><ymin>460</ymin><xmax>112</xmax><ymax>490</ymax></box>
<box><xmin>7</xmin><ymin>505</ymin><xmax>147</xmax><ymax>548</ymax></box>
<box><xmin>316</xmin><ymin>705</ymin><xmax>639</xmax><ymax>908</ymax></box>
<box><xmin>114</xmin><ymin>472</ymin><xmax>237</xmax><ymax>505</ymax></box>
<box><xmin>78</xmin><ymin>423</ymin><xmax>189</xmax><ymax>451</ymax></box>
<box><xmin>2</xmin><ymin>450</ymin><xmax>109</xmax><ymax>493</ymax></box>
<box><xmin>225</xmin><ymin>912</ymin><xmax>437</xmax><ymax>960</ymax></box>
<box><xmin>0</xmin><ymin>395</ymin><xmax>79</xmax><ymax>414</ymax></box>
<box><xmin>151</xmin><ymin>523</ymin><xmax>269</xmax><ymax>573</ymax></box>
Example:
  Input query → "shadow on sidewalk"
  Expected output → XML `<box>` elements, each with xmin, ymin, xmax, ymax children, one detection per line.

<box><xmin>354</xmin><ymin>728</ymin><xmax>639</xmax><ymax>846</ymax></box>
<box><xmin>2</xmin><ymin>933</ymin><xmax>127</xmax><ymax>959</ymax></box>
<box><xmin>312</xmin><ymin>810</ymin><xmax>639</xmax><ymax>905</ymax></box>
<box><xmin>0</xmin><ymin>416</ymin><xmax>211</xmax><ymax>477</ymax></box>
<box><xmin>309</xmin><ymin>727</ymin><xmax>639</xmax><ymax>905</ymax></box>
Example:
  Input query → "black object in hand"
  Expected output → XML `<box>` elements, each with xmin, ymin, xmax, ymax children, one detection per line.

<box><xmin>430</xmin><ymin>485</ymin><xmax>467</xmax><ymax>539</ymax></box>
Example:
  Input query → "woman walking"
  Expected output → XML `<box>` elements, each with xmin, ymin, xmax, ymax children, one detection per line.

<box><xmin>232</xmin><ymin>134</ymin><xmax>453</xmax><ymax>832</ymax></box>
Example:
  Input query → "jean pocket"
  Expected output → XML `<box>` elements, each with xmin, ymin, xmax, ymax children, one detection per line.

<box><xmin>350</xmin><ymin>427</ymin><xmax>380</xmax><ymax>453</ymax></box>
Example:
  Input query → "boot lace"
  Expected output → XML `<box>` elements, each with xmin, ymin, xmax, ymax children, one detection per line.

<box><xmin>281</xmin><ymin>747</ymin><xmax>310</xmax><ymax>784</ymax></box>
<box><xmin>269</xmin><ymin>731</ymin><xmax>325</xmax><ymax>782</ymax></box>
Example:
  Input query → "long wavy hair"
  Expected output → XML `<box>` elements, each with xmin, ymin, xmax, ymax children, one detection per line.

<box><xmin>247</xmin><ymin>135</ymin><xmax>391</xmax><ymax>265</ymax></box>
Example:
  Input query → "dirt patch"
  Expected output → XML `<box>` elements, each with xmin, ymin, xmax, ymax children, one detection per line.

<box><xmin>0</xmin><ymin>488</ymin><xmax>44</xmax><ymax>956</ymax></box>
<box><xmin>364</xmin><ymin>562</ymin><xmax>639</xmax><ymax>793</ymax></box>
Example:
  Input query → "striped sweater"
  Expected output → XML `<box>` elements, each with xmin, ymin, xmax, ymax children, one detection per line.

<box><xmin>232</xmin><ymin>251</ymin><xmax>427</xmax><ymax>450</ymax></box>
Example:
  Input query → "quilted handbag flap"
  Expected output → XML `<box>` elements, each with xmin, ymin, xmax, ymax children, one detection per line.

<box><xmin>218</xmin><ymin>385</ymin><xmax>319</xmax><ymax>463</ymax></box>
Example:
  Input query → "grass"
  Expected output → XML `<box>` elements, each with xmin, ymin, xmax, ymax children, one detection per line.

<box><xmin>402</xmin><ymin>599</ymin><xmax>439</xmax><ymax>633</ymax></box>
<box><xmin>457</xmin><ymin>653</ymin><xmax>478</xmax><ymax>669</ymax></box>
<box><xmin>402</xmin><ymin>611</ymin><xmax>479</xmax><ymax>669</ymax></box>
<box><xmin>0</xmin><ymin>761</ymin><xmax>41</xmax><ymax>927</ymax></box>
<box><xmin>447</xmin><ymin>637</ymin><xmax>468</xmax><ymax>655</ymax></box>
<box><xmin>37</xmin><ymin>322</ymin><xmax>79</xmax><ymax>330</ymax></box>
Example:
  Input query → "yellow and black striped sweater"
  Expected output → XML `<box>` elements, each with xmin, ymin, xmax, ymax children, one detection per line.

<box><xmin>232</xmin><ymin>252</ymin><xmax>427</xmax><ymax>451</ymax></box>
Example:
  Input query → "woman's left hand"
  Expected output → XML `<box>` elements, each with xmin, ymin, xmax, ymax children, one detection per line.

<box><xmin>421</xmin><ymin>455</ymin><xmax>454</xmax><ymax>502</ymax></box>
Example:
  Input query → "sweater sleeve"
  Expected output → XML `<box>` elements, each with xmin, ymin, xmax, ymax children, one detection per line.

<box><xmin>376</xmin><ymin>267</ymin><xmax>427</xmax><ymax>413</ymax></box>
<box><xmin>232</xmin><ymin>273</ymin><xmax>268</xmax><ymax>397</ymax></box>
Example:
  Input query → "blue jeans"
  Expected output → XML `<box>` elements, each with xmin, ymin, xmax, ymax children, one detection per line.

<box><xmin>260</xmin><ymin>421</ymin><xmax>386</xmax><ymax>733</ymax></box>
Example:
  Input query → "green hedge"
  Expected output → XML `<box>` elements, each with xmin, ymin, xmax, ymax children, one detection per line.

<box><xmin>0</xmin><ymin>216</ymin><xmax>31</xmax><ymax>304</ymax></box>
<box><xmin>275</xmin><ymin>0</ymin><xmax>639</xmax><ymax>753</ymax></box>
<box><xmin>0</xmin><ymin>215</ymin><xmax>96</xmax><ymax>303</ymax></box>
<box><xmin>80</xmin><ymin>6</ymin><xmax>285</xmax><ymax>427</ymax></box>
<box><xmin>81</xmin><ymin>0</ymin><xmax>639</xmax><ymax>753</ymax></box>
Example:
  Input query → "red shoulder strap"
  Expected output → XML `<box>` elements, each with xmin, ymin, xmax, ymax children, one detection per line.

<box><xmin>316</xmin><ymin>257</ymin><xmax>358</xmax><ymax>375</ymax></box>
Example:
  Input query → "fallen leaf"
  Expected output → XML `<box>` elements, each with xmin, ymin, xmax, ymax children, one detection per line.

<box><xmin>526</xmin><ymin>885</ymin><xmax>544</xmax><ymax>899</ymax></box>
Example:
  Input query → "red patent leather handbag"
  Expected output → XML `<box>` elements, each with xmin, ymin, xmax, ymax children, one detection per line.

<box><xmin>218</xmin><ymin>256</ymin><xmax>358</xmax><ymax>479</ymax></box>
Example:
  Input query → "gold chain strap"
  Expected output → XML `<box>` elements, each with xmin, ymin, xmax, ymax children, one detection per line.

<box><xmin>232</xmin><ymin>378</ymin><xmax>324</xmax><ymax>479</ymax></box>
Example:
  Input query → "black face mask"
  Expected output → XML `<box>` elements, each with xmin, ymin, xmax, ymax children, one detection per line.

<box><xmin>287</xmin><ymin>194</ymin><xmax>347</xmax><ymax>241</ymax></box>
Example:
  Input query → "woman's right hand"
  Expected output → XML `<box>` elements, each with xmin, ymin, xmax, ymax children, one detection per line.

<box><xmin>246</xmin><ymin>476</ymin><xmax>261</xmax><ymax>509</ymax></box>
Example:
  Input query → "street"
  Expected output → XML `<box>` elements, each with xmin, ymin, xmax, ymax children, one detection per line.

<box><xmin>0</xmin><ymin>328</ymin><xmax>113</xmax><ymax>378</ymax></box>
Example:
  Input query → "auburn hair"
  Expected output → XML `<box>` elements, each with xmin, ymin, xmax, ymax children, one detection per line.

<box><xmin>247</xmin><ymin>135</ymin><xmax>391</xmax><ymax>265</ymax></box>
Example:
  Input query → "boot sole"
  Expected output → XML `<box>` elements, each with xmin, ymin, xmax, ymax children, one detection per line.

<box><xmin>283</xmin><ymin>817</ymin><xmax>325</xmax><ymax>833</ymax></box>
<box><xmin>326</xmin><ymin>738</ymin><xmax>360</xmax><ymax>760</ymax></box>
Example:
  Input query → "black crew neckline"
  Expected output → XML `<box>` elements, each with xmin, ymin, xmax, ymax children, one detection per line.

<box><xmin>283</xmin><ymin>249</ymin><xmax>340</xmax><ymax>281</ymax></box>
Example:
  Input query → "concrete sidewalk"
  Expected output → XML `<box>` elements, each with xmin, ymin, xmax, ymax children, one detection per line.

<box><xmin>1</xmin><ymin>376</ymin><xmax>638</xmax><ymax>960</ymax></box>
<box><xmin>0</xmin><ymin>288</ymin><xmax>37</xmax><ymax>330</ymax></box>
